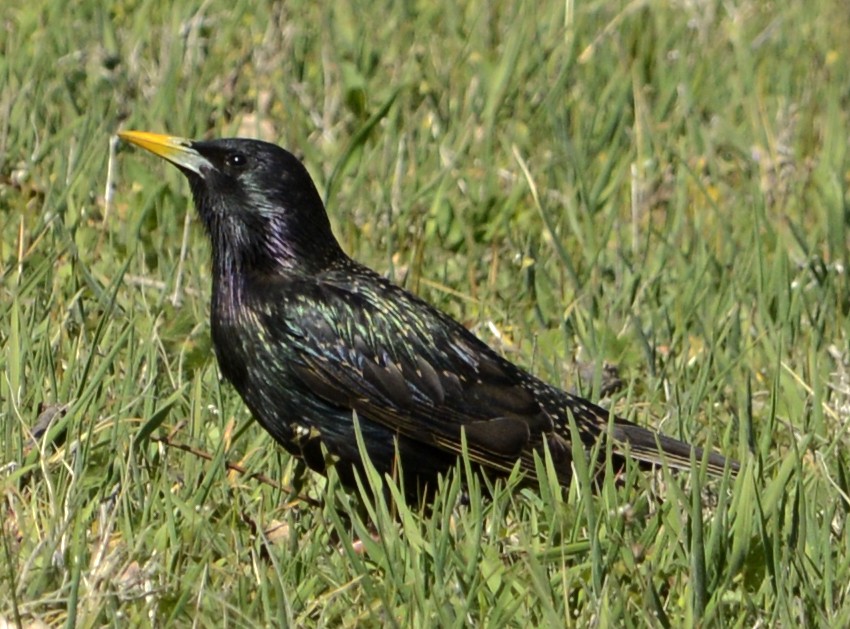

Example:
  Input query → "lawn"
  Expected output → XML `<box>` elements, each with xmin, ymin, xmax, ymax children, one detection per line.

<box><xmin>2</xmin><ymin>0</ymin><xmax>849</xmax><ymax>626</ymax></box>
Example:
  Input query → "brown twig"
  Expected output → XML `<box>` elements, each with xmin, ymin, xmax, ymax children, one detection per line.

<box><xmin>149</xmin><ymin>434</ymin><xmax>322</xmax><ymax>508</ymax></box>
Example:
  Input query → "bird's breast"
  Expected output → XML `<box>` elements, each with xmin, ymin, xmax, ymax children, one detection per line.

<box><xmin>210</xmin><ymin>280</ymin><xmax>268</xmax><ymax>386</ymax></box>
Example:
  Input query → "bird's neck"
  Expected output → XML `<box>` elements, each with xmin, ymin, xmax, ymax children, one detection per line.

<box><xmin>209</xmin><ymin>245</ymin><xmax>351</xmax><ymax>322</ymax></box>
<box><xmin>207</xmin><ymin>210</ymin><xmax>346</xmax><ymax>278</ymax></box>
<box><xmin>210</xmin><ymin>242</ymin><xmax>345</xmax><ymax>281</ymax></box>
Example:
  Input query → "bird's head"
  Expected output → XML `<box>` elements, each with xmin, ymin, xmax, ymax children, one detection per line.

<box><xmin>119</xmin><ymin>131</ymin><xmax>343</xmax><ymax>276</ymax></box>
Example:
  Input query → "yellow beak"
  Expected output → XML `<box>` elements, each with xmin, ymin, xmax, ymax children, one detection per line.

<box><xmin>118</xmin><ymin>130</ymin><xmax>210</xmax><ymax>175</ymax></box>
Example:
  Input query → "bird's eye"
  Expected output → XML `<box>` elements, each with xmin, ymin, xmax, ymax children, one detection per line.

<box><xmin>225</xmin><ymin>152</ymin><xmax>248</xmax><ymax>169</ymax></box>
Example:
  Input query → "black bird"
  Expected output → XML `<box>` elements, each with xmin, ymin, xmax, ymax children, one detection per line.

<box><xmin>119</xmin><ymin>130</ymin><xmax>738</xmax><ymax>497</ymax></box>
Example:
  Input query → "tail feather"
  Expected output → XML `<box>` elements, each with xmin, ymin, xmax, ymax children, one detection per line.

<box><xmin>613</xmin><ymin>421</ymin><xmax>739</xmax><ymax>477</ymax></box>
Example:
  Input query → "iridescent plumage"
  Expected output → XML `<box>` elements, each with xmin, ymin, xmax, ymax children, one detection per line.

<box><xmin>120</xmin><ymin>131</ymin><xmax>738</xmax><ymax>497</ymax></box>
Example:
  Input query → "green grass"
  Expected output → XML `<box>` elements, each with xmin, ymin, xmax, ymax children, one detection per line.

<box><xmin>2</xmin><ymin>0</ymin><xmax>849</xmax><ymax>625</ymax></box>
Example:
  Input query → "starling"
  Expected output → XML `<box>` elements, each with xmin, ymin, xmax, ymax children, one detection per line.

<box><xmin>119</xmin><ymin>130</ymin><xmax>738</xmax><ymax>497</ymax></box>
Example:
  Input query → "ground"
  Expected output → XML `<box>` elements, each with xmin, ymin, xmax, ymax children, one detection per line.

<box><xmin>2</xmin><ymin>0</ymin><xmax>849</xmax><ymax>626</ymax></box>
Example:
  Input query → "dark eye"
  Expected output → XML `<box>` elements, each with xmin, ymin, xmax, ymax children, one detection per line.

<box><xmin>225</xmin><ymin>152</ymin><xmax>248</xmax><ymax>169</ymax></box>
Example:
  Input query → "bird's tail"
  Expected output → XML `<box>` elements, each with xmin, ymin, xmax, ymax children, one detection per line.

<box><xmin>612</xmin><ymin>420</ymin><xmax>739</xmax><ymax>477</ymax></box>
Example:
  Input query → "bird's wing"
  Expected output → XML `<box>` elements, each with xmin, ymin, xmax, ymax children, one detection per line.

<box><xmin>255</xmin><ymin>271</ymin><xmax>737</xmax><ymax>478</ymax></box>
<box><xmin>258</xmin><ymin>273</ymin><xmax>575</xmax><ymax>476</ymax></box>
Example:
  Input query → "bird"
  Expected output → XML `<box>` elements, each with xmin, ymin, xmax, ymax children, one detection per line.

<box><xmin>118</xmin><ymin>130</ymin><xmax>739</xmax><ymax>499</ymax></box>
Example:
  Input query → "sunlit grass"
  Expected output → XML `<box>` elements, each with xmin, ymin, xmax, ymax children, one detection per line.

<box><xmin>2</xmin><ymin>0</ymin><xmax>850</xmax><ymax>625</ymax></box>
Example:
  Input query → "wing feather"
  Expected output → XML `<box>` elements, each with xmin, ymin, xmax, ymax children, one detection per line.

<box><xmin>255</xmin><ymin>267</ymin><xmax>737</xmax><ymax>480</ymax></box>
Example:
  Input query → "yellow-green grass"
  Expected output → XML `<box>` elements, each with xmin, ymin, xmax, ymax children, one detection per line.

<box><xmin>2</xmin><ymin>0</ymin><xmax>849</xmax><ymax>625</ymax></box>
